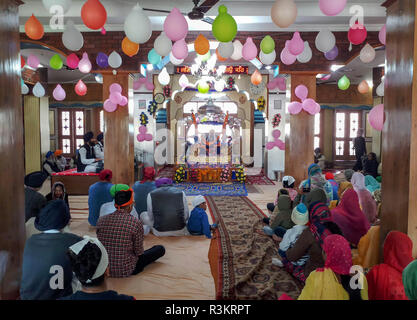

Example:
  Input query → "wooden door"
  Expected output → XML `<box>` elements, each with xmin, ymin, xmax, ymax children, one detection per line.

<box><xmin>58</xmin><ymin>109</ymin><xmax>86</xmax><ymax>156</ymax></box>
<box><xmin>334</xmin><ymin>110</ymin><xmax>362</xmax><ymax>161</ymax></box>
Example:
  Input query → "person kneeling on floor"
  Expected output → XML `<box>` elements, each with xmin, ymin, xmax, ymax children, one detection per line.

<box><xmin>97</xmin><ymin>189</ymin><xmax>165</xmax><ymax>277</ymax></box>
<box><xmin>61</xmin><ymin>236</ymin><xmax>135</xmax><ymax>300</ymax></box>
<box><xmin>187</xmin><ymin>195</ymin><xmax>217</xmax><ymax>239</ymax></box>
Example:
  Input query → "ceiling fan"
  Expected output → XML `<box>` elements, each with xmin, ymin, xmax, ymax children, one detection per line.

<box><xmin>142</xmin><ymin>0</ymin><xmax>218</xmax><ymax>24</ymax></box>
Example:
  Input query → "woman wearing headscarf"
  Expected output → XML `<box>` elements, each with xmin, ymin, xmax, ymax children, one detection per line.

<box><xmin>403</xmin><ymin>260</ymin><xmax>417</xmax><ymax>300</ymax></box>
<box><xmin>344</xmin><ymin>169</ymin><xmax>354</xmax><ymax>182</ymax></box>
<box><xmin>351</xmin><ymin>172</ymin><xmax>378</xmax><ymax>224</ymax></box>
<box><xmin>46</xmin><ymin>182</ymin><xmax>69</xmax><ymax>208</ymax></box>
<box><xmin>133</xmin><ymin>167</ymin><xmax>157</xmax><ymax>215</ymax></box>
<box><xmin>352</xmin><ymin>226</ymin><xmax>380</xmax><ymax>271</ymax></box>
<box><xmin>366</xmin><ymin>231</ymin><xmax>413</xmax><ymax>300</ymax></box>
<box><xmin>329</xmin><ymin>181</ymin><xmax>353</xmax><ymax>210</ymax></box>
<box><xmin>298</xmin><ymin>164</ymin><xmax>333</xmax><ymax>205</ymax></box>
<box><xmin>88</xmin><ymin>169</ymin><xmax>114</xmax><ymax>227</ymax></box>
<box><xmin>281</xmin><ymin>189</ymin><xmax>342</xmax><ymax>283</ymax></box>
<box><xmin>331</xmin><ymin>189</ymin><xmax>370</xmax><ymax>246</ymax></box>
<box><xmin>365</xmin><ymin>175</ymin><xmax>381</xmax><ymax>193</ymax></box>
<box><xmin>298</xmin><ymin>234</ymin><xmax>368</xmax><ymax>300</ymax></box>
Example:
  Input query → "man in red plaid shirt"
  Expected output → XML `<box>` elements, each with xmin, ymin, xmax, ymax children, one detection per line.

<box><xmin>96</xmin><ymin>188</ymin><xmax>165</xmax><ymax>277</ymax></box>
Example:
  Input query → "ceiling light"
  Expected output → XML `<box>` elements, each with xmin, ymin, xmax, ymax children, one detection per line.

<box><xmin>331</xmin><ymin>64</ymin><xmax>345</xmax><ymax>72</ymax></box>
<box><xmin>265</xmin><ymin>66</ymin><xmax>272</xmax><ymax>70</ymax></box>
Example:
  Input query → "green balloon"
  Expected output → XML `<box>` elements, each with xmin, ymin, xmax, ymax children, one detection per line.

<box><xmin>198</xmin><ymin>82</ymin><xmax>210</xmax><ymax>94</ymax></box>
<box><xmin>261</xmin><ymin>36</ymin><xmax>275</xmax><ymax>54</ymax></box>
<box><xmin>212</xmin><ymin>5</ymin><xmax>237</xmax><ymax>43</ymax></box>
<box><xmin>197</xmin><ymin>51</ymin><xmax>211</xmax><ymax>62</ymax></box>
<box><xmin>338</xmin><ymin>75</ymin><xmax>350</xmax><ymax>90</ymax></box>
<box><xmin>148</xmin><ymin>49</ymin><xmax>161</xmax><ymax>65</ymax></box>
<box><xmin>50</xmin><ymin>54</ymin><xmax>63</xmax><ymax>70</ymax></box>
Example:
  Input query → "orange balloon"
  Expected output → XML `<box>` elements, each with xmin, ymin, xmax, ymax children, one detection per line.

<box><xmin>251</xmin><ymin>69</ymin><xmax>262</xmax><ymax>85</ymax></box>
<box><xmin>358</xmin><ymin>80</ymin><xmax>370</xmax><ymax>94</ymax></box>
<box><xmin>25</xmin><ymin>14</ymin><xmax>44</xmax><ymax>40</ymax></box>
<box><xmin>216</xmin><ymin>48</ymin><xmax>227</xmax><ymax>62</ymax></box>
<box><xmin>81</xmin><ymin>0</ymin><xmax>107</xmax><ymax>30</ymax></box>
<box><xmin>122</xmin><ymin>37</ymin><xmax>139</xmax><ymax>57</ymax></box>
<box><xmin>194</xmin><ymin>34</ymin><xmax>210</xmax><ymax>55</ymax></box>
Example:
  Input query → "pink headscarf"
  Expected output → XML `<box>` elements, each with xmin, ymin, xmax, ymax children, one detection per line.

<box><xmin>331</xmin><ymin>189</ymin><xmax>371</xmax><ymax>246</ymax></box>
<box><xmin>323</xmin><ymin>234</ymin><xmax>353</xmax><ymax>275</ymax></box>
<box><xmin>351</xmin><ymin>172</ymin><xmax>378</xmax><ymax>224</ymax></box>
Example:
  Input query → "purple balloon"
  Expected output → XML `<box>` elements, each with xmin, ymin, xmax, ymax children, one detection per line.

<box><xmin>96</xmin><ymin>52</ymin><xmax>109</xmax><ymax>68</ymax></box>
<box><xmin>324</xmin><ymin>46</ymin><xmax>339</xmax><ymax>60</ymax></box>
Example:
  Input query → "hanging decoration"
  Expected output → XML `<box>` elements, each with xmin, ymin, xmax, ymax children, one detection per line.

<box><xmin>376</xmin><ymin>80</ymin><xmax>384</xmax><ymax>97</ymax></box>
<box><xmin>108</xmin><ymin>51</ymin><xmax>122</xmax><ymax>69</ymax></box>
<box><xmin>148</xmin><ymin>49</ymin><xmax>162</xmax><ymax>65</ymax></box>
<box><xmin>53</xmin><ymin>84</ymin><xmax>66</xmax><ymax>101</ymax></box>
<box><xmin>81</xmin><ymin>0</ymin><xmax>107</xmax><ymax>30</ymax></box>
<box><xmin>122</xmin><ymin>37</ymin><xmax>139</xmax><ymax>57</ymax></box>
<box><xmin>257</xmin><ymin>96</ymin><xmax>266</xmax><ymax>112</ymax></box>
<box><xmin>288</xmin><ymin>32</ymin><xmax>304</xmax><ymax>56</ymax></box>
<box><xmin>338</xmin><ymin>75</ymin><xmax>351</xmax><ymax>90</ymax></box>
<box><xmin>27</xmin><ymin>54</ymin><xmax>40</xmax><ymax>69</ymax></box>
<box><xmin>148</xmin><ymin>100</ymin><xmax>158</xmax><ymax>117</ymax></box>
<box><xmin>124</xmin><ymin>4</ymin><xmax>152</xmax><ymax>44</ymax></box>
<box><xmin>174</xmin><ymin>166</ymin><xmax>186</xmax><ymax>183</ymax></box>
<box><xmin>164</xmin><ymin>8</ymin><xmax>188</xmax><ymax>42</ymax></box>
<box><xmin>78</xmin><ymin>52</ymin><xmax>92</xmax><ymax>73</ymax></box>
<box><xmin>266</xmin><ymin>129</ymin><xmax>286</xmax><ymax>151</ymax></box>
<box><xmin>62</xmin><ymin>20</ymin><xmax>84</xmax><ymax>51</ymax></box>
<box><xmin>235</xmin><ymin>166</ymin><xmax>246</xmax><ymax>183</ymax></box>
<box><xmin>33</xmin><ymin>82</ymin><xmax>46</xmax><ymax>98</ymax></box>
<box><xmin>21</xmin><ymin>56</ymin><xmax>25</xmax><ymax>69</ymax></box>
<box><xmin>140</xmin><ymin>112</ymin><xmax>148</xmax><ymax>126</ymax></box>
<box><xmin>358</xmin><ymin>80</ymin><xmax>370</xmax><ymax>94</ymax></box>
<box><xmin>271</xmin><ymin>0</ymin><xmax>297</xmax><ymax>28</ymax></box>
<box><xmin>368</xmin><ymin>104</ymin><xmax>385</xmax><ymax>131</ymax></box>
<box><xmin>251</xmin><ymin>69</ymin><xmax>263</xmax><ymax>86</ymax></box>
<box><xmin>154</xmin><ymin>32</ymin><xmax>172</xmax><ymax>57</ymax></box>
<box><xmin>216</xmin><ymin>49</ymin><xmax>227</xmax><ymax>62</ymax></box>
<box><xmin>50</xmin><ymin>54</ymin><xmax>63</xmax><ymax>70</ymax></box>
<box><xmin>96</xmin><ymin>52</ymin><xmax>109</xmax><ymax>68</ymax></box>
<box><xmin>360</xmin><ymin>43</ymin><xmax>376</xmax><ymax>63</ymax></box>
<box><xmin>379</xmin><ymin>24</ymin><xmax>386</xmax><ymax>45</ymax></box>
<box><xmin>288</xmin><ymin>84</ymin><xmax>320</xmax><ymax>115</ymax></box>
<box><xmin>324</xmin><ymin>45</ymin><xmax>339</xmax><ymax>60</ymax></box>
<box><xmin>137</xmin><ymin>125</ymin><xmax>153</xmax><ymax>142</ymax></box>
<box><xmin>198</xmin><ymin>81</ymin><xmax>210</xmax><ymax>94</ymax></box>
<box><xmin>75</xmin><ymin>79</ymin><xmax>87</xmax><ymax>96</ymax></box>
<box><xmin>21</xmin><ymin>81</ymin><xmax>29</xmax><ymax>95</ymax></box>
<box><xmin>172</xmin><ymin>38</ymin><xmax>189</xmax><ymax>60</ymax></box>
<box><xmin>163</xmin><ymin>85</ymin><xmax>171</xmax><ymax>98</ymax></box>
<box><xmin>231</xmin><ymin>40</ymin><xmax>243</xmax><ymax>61</ymax></box>
<box><xmin>260</xmin><ymin>35</ymin><xmax>275</xmax><ymax>54</ymax></box>
<box><xmin>133</xmin><ymin>74</ymin><xmax>154</xmax><ymax>91</ymax></box>
<box><xmin>189</xmin><ymin>168</ymin><xmax>199</xmax><ymax>183</ymax></box>
<box><xmin>267</xmin><ymin>77</ymin><xmax>286</xmax><ymax>91</ymax></box>
<box><xmin>25</xmin><ymin>14</ymin><xmax>44</xmax><ymax>40</ymax></box>
<box><xmin>272</xmin><ymin>113</ymin><xmax>282</xmax><ymax>128</ymax></box>
<box><xmin>67</xmin><ymin>53</ymin><xmax>80</xmax><ymax>69</ymax></box>
<box><xmin>103</xmin><ymin>82</ymin><xmax>127</xmax><ymax>112</ymax></box>
<box><xmin>348</xmin><ymin>21</ymin><xmax>367</xmax><ymax>45</ymax></box>
<box><xmin>319</xmin><ymin>0</ymin><xmax>347</xmax><ymax>16</ymax></box>
<box><xmin>220</xmin><ymin>167</ymin><xmax>230</xmax><ymax>183</ymax></box>
<box><xmin>227</xmin><ymin>76</ymin><xmax>235</xmax><ymax>90</ymax></box>
<box><xmin>194</xmin><ymin>34</ymin><xmax>210</xmax><ymax>55</ymax></box>
<box><xmin>297</xmin><ymin>41</ymin><xmax>312</xmax><ymax>63</ymax></box>
<box><xmin>218</xmin><ymin>42</ymin><xmax>234</xmax><ymax>59</ymax></box>
<box><xmin>158</xmin><ymin>67</ymin><xmax>170</xmax><ymax>86</ymax></box>
<box><xmin>212</xmin><ymin>5</ymin><xmax>237</xmax><ymax>43</ymax></box>
<box><xmin>169</xmin><ymin>51</ymin><xmax>184</xmax><ymax>65</ymax></box>
<box><xmin>315</xmin><ymin>29</ymin><xmax>336</xmax><ymax>53</ymax></box>
<box><xmin>260</xmin><ymin>50</ymin><xmax>276</xmax><ymax>65</ymax></box>
<box><xmin>242</xmin><ymin>37</ymin><xmax>258</xmax><ymax>61</ymax></box>
<box><xmin>280</xmin><ymin>41</ymin><xmax>297</xmax><ymax>65</ymax></box>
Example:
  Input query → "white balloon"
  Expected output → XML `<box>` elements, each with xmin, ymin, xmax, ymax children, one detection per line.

<box><xmin>21</xmin><ymin>83</ymin><xmax>29</xmax><ymax>95</ymax></box>
<box><xmin>260</xmin><ymin>50</ymin><xmax>276</xmax><ymax>65</ymax></box>
<box><xmin>360</xmin><ymin>43</ymin><xmax>376</xmax><ymax>64</ymax></box>
<box><xmin>124</xmin><ymin>4</ymin><xmax>152</xmax><ymax>44</ymax></box>
<box><xmin>33</xmin><ymin>82</ymin><xmax>45</xmax><ymax>98</ymax></box>
<box><xmin>154</xmin><ymin>32</ymin><xmax>172</xmax><ymax>57</ymax></box>
<box><xmin>315</xmin><ymin>29</ymin><xmax>336</xmax><ymax>53</ymax></box>
<box><xmin>376</xmin><ymin>80</ymin><xmax>384</xmax><ymax>97</ymax></box>
<box><xmin>42</xmin><ymin>0</ymin><xmax>72</xmax><ymax>13</ymax></box>
<box><xmin>179</xmin><ymin>74</ymin><xmax>189</xmax><ymax>88</ymax></box>
<box><xmin>108</xmin><ymin>51</ymin><xmax>122</xmax><ymax>69</ymax></box>
<box><xmin>169</xmin><ymin>52</ymin><xmax>184</xmax><ymax>65</ymax></box>
<box><xmin>297</xmin><ymin>41</ymin><xmax>312</xmax><ymax>63</ymax></box>
<box><xmin>62</xmin><ymin>20</ymin><xmax>84</xmax><ymax>51</ymax></box>
<box><xmin>158</xmin><ymin>67</ymin><xmax>170</xmax><ymax>86</ymax></box>
<box><xmin>231</xmin><ymin>40</ymin><xmax>243</xmax><ymax>61</ymax></box>
<box><xmin>218</xmin><ymin>42</ymin><xmax>234</xmax><ymax>59</ymax></box>
<box><xmin>214</xmin><ymin>80</ymin><xmax>226</xmax><ymax>92</ymax></box>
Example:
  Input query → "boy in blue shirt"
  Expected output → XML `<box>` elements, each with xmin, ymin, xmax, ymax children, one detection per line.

<box><xmin>187</xmin><ymin>196</ymin><xmax>217</xmax><ymax>239</ymax></box>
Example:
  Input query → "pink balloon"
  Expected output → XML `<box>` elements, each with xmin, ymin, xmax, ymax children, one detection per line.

<box><xmin>272</xmin><ymin>129</ymin><xmax>281</xmax><ymax>139</ymax></box>
<box><xmin>172</xmin><ymin>38</ymin><xmax>188</xmax><ymax>60</ymax></box>
<box><xmin>288</xmin><ymin>32</ymin><xmax>304</xmax><ymax>56</ymax></box>
<box><xmin>368</xmin><ymin>104</ymin><xmax>385</xmax><ymax>131</ymax></box>
<box><xmin>139</xmin><ymin>125</ymin><xmax>147</xmax><ymax>134</ymax></box>
<box><xmin>53</xmin><ymin>84</ymin><xmax>66</xmax><ymax>101</ymax></box>
<box><xmin>295</xmin><ymin>85</ymin><xmax>308</xmax><ymax>101</ymax></box>
<box><xmin>276</xmin><ymin>140</ymin><xmax>286</xmax><ymax>150</ymax></box>
<box><xmin>119</xmin><ymin>95</ymin><xmax>128</xmax><ymax>106</ymax></box>
<box><xmin>145</xmin><ymin>134</ymin><xmax>153</xmax><ymax>141</ymax></box>
<box><xmin>27</xmin><ymin>54</ymin><xmax>40</xmax><ymax>69</ymax></box>
<box><xmin>288</xmin><ymin>101</ymin><xmax>303</xmax><ymax>115</ymax></box>
<box><xmin>242</xmin><ymin>37</ymin><xmax>258</xmax><ymax>61</ymax></box>
<box><xmin>145</xmin><ymin>81</ymin><xmax>155</xmax><ymax>91</ymax></box>
<box><xmin>302</xmin><ymin>98</ymin><xmax>318</xmax><ymax>115</ymax></box>
<box><xmin>267</xmin><ymin>79</ymin><xmax>278</xmax><ymax>90</ymax></box>
<box><xmin>163</xmin><ymin>8</ymin><xmax>188</xmax><ymax>42</ymax></box>
<box><xmin>109</xmin><ymin>83</ymin><xmax>122</xmax><ymax>93</ymax></box>
<box><xmin>277</xmin><ymin>78</ymin><xmax>287</xmax><ymax>91</ymax></box>
<box><xmin>137</xmin><ymin>134</ymin><xmax>144</xmax><ymax>142</ymax></box>
<box><xmin>110</xmin><ymin>92</ymin><xmax>122</xmax><ymax>104</ymax></box>
<box><xmin>66</xmin><ymin>53</ymin><xmax>79</xmax><ymax>69</ymax></box>
<box><xmin>280</xmin><ymin>46</ymin><xmax>296</xmax><ymax>65</ymax></box>
<box><xmin>313</xmin><ymin>103</ymin><xmax>321</xmax><ymax>115</ymax></box>
<box><xmin>379</xmin><ymin>24</ymin><xmax>386</xmax><ymax>45</ymax></box>
<box><xmin>319</xmin><ymin>0</ymin><xmax>347</xmax><ymax>16</ymax></box>
<box><xmin>266</xmin><ymin>141</ymin><xmax>276</xmax><ymax>150</ymax></box>
<box><xmin>104</xmin><ymin>99</ymin><xmax>117</xmax><ymax>112</ymax></box>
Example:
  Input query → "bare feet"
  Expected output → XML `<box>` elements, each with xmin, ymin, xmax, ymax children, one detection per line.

<box><xmin>255</xmin><ymin>229</ymin><xmax>267</xmax><ymax>236</ymax></box>
<box><xmin>272</xmin><ymin>235</ymin><xmax>283</xmax><ymax>242</ymax></box>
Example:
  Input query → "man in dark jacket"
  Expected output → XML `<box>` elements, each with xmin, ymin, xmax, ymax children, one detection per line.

<box><xmin>353</xmin><ymin>128</ymin><xmax>367</xmax><ymax>171</ymax></box>
<box><xmin>24</xmin><ymin>171</ymin><xmax>47</xmax><ymax>222</ymax></box>
<box><xmin>20</xmin><ymin>200</ymin><xmax>82</xmax><ymax>300</ymax></box>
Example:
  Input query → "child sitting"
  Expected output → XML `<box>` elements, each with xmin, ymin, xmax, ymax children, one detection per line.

<box><xmin>263</xmin><ymin>193</ymin><xmax>294</xmax><ymax>239</ymax></box>
<box><xmin>282</xmin><ymin>176</ymin><xmax>298</xmax><ymax>201</ymax></box>
<box><xmin>187</xmin><ymin>195</ymin><xmax>217</xmax><ymax>239</ymax></box>
<box><xmin>325</xmin><ymin>172</ymin><xmax>339</xmax><ymax>201</ymax></box>
<box><xmin>272</xmin><ymin>203</ymin><xmax>309</xmax><ymax>267</ymax></box>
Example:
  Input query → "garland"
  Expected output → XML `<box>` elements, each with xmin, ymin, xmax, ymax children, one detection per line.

<box><xmin>220</xmin><ymin>167</ymin><xmax>230</xmax><ymax>182</ymax></box>
<box><xmin>174</xmin><ymin>166</ymin><xmax>186</xmax><ymax>183</ymax></box>
<box><xmin>272</xmin><ymin>113</ymin><xmax>282</xmax><ymax>128</ymax></box>
<box><xmin>257</xmin><ymin>96</ymin><xmax>266</xmax><ymax>112</ymax></box>
<box><xmin>235</xmin><ymin>166</ymin><xmax>246</xmax><ymax>183</ymax></box>
<box><xmin>140</xmin><ymin>112</ymin><xmax>149</xmax><ymax>126</ymax></box>
<box><xmin>189</xmin><ymin>168</ymin><xmax>199</xmax><ymax>182</ymax></box>
<box><xmin>163</xmin><ymin>85</ymin><xmax>171</xmax><ymax>98</ymax></box>
<box><xmin>148</xmin><ymin>100</ymin><xmax>158</xmax><ymax>117</ymax></box>
<box><xmin>227</xmin><ymin>76</ymin><xmax>235</xmax><ymax>90</ymax></box>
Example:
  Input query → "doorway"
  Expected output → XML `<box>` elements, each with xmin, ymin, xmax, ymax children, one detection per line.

<box><xmin>333</xmin><ymin>110</ymin><xmax>362</xmax><ymax>161</ymax></box>
<box><xmin>58</xmin><ymin>109</ymin><xmax>86</xmax><ymax>156</ymax></box>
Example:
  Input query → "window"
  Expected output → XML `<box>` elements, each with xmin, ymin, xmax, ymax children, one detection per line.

<box><xmin>100</xmin><ymin>110</ymin><xmax>104</xmax><ymax>132</ymax></box>
<box><xmin>58</xmin><ymin>109</ymin><xmax>86</xmax><ymax>156</ymax></box>
<box><xmin>334</xmin><ymin>111</ymin><xmax>362</xmax><ymax>160</ymax></box>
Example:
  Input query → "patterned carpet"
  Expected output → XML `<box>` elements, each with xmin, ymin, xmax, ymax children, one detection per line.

<box><xmin>173</xmin><ymin>183</ymin><xmax>248</xmax><ymax>196</ymax></box>
<box><xmin>206</xmin><ymin>196</ymin><xmax>302</xmax><ymax>300</ymax></box>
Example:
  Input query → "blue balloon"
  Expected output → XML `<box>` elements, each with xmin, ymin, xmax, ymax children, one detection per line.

<box><xmin>96</xmin><ymin>52</ymin><xmax>109</xmax><ymax>68</ymax></box>
<box><xmin>148</xmin><ymin>49</ymin><xmax>162</xmax><ymax>65</ymax></box>
<box><xmin>324</xmin><ymin>46</ymin><xmax>339</xmax><ymax>61</ymax></box>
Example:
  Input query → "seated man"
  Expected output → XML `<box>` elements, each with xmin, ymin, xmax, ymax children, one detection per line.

<box><xmin>54</xmin><ymin>150</ymin><xmax>67</xmax><ymax>171</ymax></box>
<box><xmin>43</xmin><ymin>151</ymin><xmax>61</xmax><ymax>176</ymax></box>
<box><xmin>94</xmin><ymin>132</ymin><xmax>104</xmax><ymax>160</ymax></box>
<box><xmin>187</xmin><ymin>195</ymin><xmax>216</xmax><ymax>239</ymax></box>
<box><xmin>99</xmin><ymin>184</ymin><xmax>140</xmax><ymax>220</ymax></box>
<box><xmin>88</xmin><ymin>169</ymin><xmax>113</xmax><ymax>227</ymax></box>
<box><xmin>20</xmin><ymin>200</ymin><xmax>82</xmax><ymax>300</ymax></box>
<box><xmin>132</xmin><ymin>167</ymin><xmax>157</xmax><ymax>215</ymax></box>
<box><xmin>97</xmin><ymin>189</ymin><xmax>165</xmax><ymax>277</ymax></box>
<box><xmin>77</xmin><ymin>131</ymin><xmax>103</xmax><ymax>173</ymax></box>
<box><xmin>140</xmin><ymin>178</ymin><xmax>190</xmax><ymax>237</ymax></box>
<box><xmin>24</xmin><ymin>171</ymin><xmax>47</xmax><ymax>223</ymax></box>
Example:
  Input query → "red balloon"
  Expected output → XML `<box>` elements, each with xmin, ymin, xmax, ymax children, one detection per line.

<box><xmin>348</xmin><ymin>21</ymin><xmax>367</xmax><ymax>45</ymax></box>
<box><xmin>81</xmin><ymin>0</ymin><xmax>107</xmax><ymax>30</ymax></box>
<box><xmin>21</xmin><ymin>56</ymin><xmax>25</xmax><ymax>69</ymax></box>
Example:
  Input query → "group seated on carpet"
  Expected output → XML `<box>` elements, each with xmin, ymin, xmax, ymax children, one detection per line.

<box><xmin>258</xmin><ymin>162</ymin><xmax>417</xmax><ymax>300</ymax></box>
